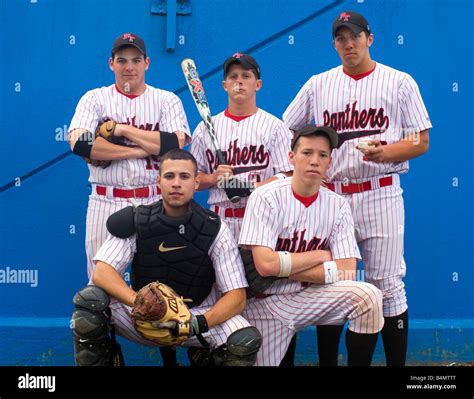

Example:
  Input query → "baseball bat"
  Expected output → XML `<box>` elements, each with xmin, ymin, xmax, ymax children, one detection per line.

<box><xmin>181</xmin><ymin>58</ymin><xmax>240</xmax><ymax>203</ymax></box>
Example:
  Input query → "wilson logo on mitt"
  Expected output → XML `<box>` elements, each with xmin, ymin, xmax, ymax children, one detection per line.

<box><xmin>131</xmin><ymin>281</ymin><xmax>192</xmax><ymax>346</ymax></box>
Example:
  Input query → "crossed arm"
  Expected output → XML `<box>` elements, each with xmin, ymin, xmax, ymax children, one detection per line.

<box><xmin>68</xmin><ymin>125</ymin><xmax>186</xmax><ymax>160</ymax></box>
<box><xmin>197</xmin><ymin>167</ymin><xmax>292</xmax><ymax>191</ymax></box>
<box><xmin>251</xmin><ymin>246</ymin><xmax>357</xmax><ymax>284</ymax></box>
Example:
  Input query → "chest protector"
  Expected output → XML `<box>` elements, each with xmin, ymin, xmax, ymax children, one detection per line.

<box><xmin>107</xmin><ymin>200</ymin><xmax>220</xmax><ymax>308</ymax></box>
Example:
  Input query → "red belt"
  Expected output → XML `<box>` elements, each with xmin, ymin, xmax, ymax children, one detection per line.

<box><xmin>96</xmin><ymin>185</ymin><xmax>160</xmax><ymax>198</ymax></box>
<box><xmin>326</xmin><ymin>176</ymin><xmax>393</xmax><ymax>195</ymax></box>
<box><xmin>212</xmin><ymin>205</ymin><xmax>246</xmax><ymax>218</ymax></box>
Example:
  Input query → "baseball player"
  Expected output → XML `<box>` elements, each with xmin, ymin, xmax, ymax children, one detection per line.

<box><xmin>67</xmin><ymin>33</ymin><xmax>190</xmax><ymax>366</ymax></box>
<box><xmin>238</xmin><ymin>125</ymin><xmax>384</xmax><ymax>366</ymax></box>
<box><xmin>190</xmin><ymin>52</ymin><xmax>293</xmax><ymax>239</ymax></box>
<box><xmin>189</xmin><ymin>52</ymin><xmax>297</xmax><ymax>364</ymax></box>
<box><xmin>71</xmin><ymin>149</ymin><xmax>262</xmax><ymax>367</ymax></box>
<box><xmin>283</xmin><ymin>11</ymin><xmax>431</xmax><ymax>366</ymax></box>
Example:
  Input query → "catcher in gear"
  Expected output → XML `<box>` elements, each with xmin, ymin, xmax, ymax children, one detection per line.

<box><xmin>68</xmin><ymin>32</ymin><xmax>191</xmax><ymax>369</ymax></box>
<box><xmin>72</xmin><ymin>149</ymin><xmax>262</xmax><ymax>366</ymax></box>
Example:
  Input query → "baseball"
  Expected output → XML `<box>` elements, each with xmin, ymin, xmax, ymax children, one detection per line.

<box><xmin>358</xmin><ymin>138</ymin><xmax>375</xmax><ymax>150</ymax></box>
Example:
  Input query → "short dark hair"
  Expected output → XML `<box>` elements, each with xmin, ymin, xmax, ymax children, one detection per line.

<box><xmin>159</xmin><ymin>149</ymin><xmax>198</xmax><ymax>175</ymax></box>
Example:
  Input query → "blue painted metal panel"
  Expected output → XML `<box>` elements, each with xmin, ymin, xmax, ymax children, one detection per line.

<box><xmin>0</xmin><ymin>321</ymin><xmax>472</xmax><ymax>365</ymax></box>
<box><xmin>0</xmin><ymin>0</ymin><xmax>473</xmax><ymax>364</ymax></box>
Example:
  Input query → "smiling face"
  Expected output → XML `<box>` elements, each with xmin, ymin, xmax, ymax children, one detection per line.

<box><xmin>289</xmin><ymin>135</ymin><xmax>332</xmax><ymax>188</ymax></box>
<box><xmin>109</xmin><ymin>46</ymin><xmax>149</xmax><ymax>95</ymax></box>
<box><xmin>158</xmin><ymin>159</ymin><xmax>199</xmax><ymax>216</ymax></box>
<box><xmin>333</xmin><ymin>27</ymin><xmax>373</xmax><ymax>74</ymax></box>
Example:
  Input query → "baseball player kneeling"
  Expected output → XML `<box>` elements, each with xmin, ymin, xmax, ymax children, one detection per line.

<box><xmin>239</xmin><ymin>126</ymin><xmax>384</xmax><ymax>366</ymax></box>
<box><xmin>71</xmin><ymin>149</ymin><xmax>261</xmax><ymax>366</ymax></box>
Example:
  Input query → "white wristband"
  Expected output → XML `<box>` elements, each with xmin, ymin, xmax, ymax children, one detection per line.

<box><xmin>323</xmin><ymin>261</ymin><xmax>338</xmax><ymax>284</ymax></box>
<box><xmin>277</xmin><ymin>251</ymin><xmax>292</xmax><ymax>277</ymax></box>
<box><xmin>274</xmin><ymin>173</ymin><xmax>287</xmax><ymax>180</ymax></box>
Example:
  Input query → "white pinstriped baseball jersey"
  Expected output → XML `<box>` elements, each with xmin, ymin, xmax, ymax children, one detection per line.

<box><xmin>69</xmin><ymin>84</ymin><xmax>191</xmax><ymax>279</ymax></box>
<box><xmin>238</xmin><ymin>178</ymin><xmax>361</xmax><ymax>295</ymax></box>
<box><xmin>94</xmin><ymin>220</ymin><xmax>248</xmax><ymax>308</ymax></box>
<box><xmin>93</xmin><ymin>219</ymin><xmax>251</xmax><ymax>349</ymax></box>
<box><xmin>68</xmin><ymin>84</ymin><xmax>191</xmax><ymax>187</ymax></box>
<box><xmin>190</xmin><ymin>108</ymin><xmax>293</xmax><ymax>208</ymax></box>
<box><xmin>238</xmin><ymin>178</ymin><xmax>383</xmax><ymax>366</ymax></box>
<box><xmin>283</xmin><ymin>63</ymin><xmax>431</xmax><ymax>318</ymax></box>
<box><xmin>283</xmin><ymin>63</ymin><xmax>432</xmax><ymax>182</ymax></box>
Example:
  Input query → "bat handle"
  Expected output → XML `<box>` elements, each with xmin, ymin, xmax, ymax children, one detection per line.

<box><xmin>215</xmin><ymin>150</ymin><xmax>240</xmax><ymax>203</ymax></box>
<box><xmin>216</xmin><ymin>150</ymin><xmax>227</xmax><ymax>166</ymax></box>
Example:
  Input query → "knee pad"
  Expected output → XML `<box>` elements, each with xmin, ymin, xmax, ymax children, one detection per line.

<box><xmin>213</xmin><ymin>326</ymin><xmax>262</xmax><ymax>367</ymax></box>
<box><xmin>72</xmin><ymin>285</ymin><xmax>119</xmax><ymax>366</ymax></box>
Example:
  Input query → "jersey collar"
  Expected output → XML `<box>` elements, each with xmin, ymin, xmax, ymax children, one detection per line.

<box><xmin>115</xmin><ymin>84</ymin><xmax>141</xmax><ymax>99</ymax></box>
<box><xmin>224</xmin><ymin>108</ymin><xmax>253</xmax><ymax>122</ymax></box>
<box><xmin>292</xmin><ymin>189</ymin><xmax>319</xmax><ymax>208</ymax></box>
<box><xmin>343</xmin><ymin>63</ymin><xmax>377</xmax><ymax>81</ymax></box>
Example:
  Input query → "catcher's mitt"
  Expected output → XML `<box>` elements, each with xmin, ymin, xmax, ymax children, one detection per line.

<box><xmin>84</xmin><ymin>120</ymin><xmax>126</xmax><ymax>168</ymax></box>
<box><xmin>96</xmin><ymin>120</ymin><xmax>117</xmax><ymax>141</ymax></box>
<box><xmin>84</xmin><ymin>157</ymin><xmax>112</xmax><ymax>168</ymax></box>
<box><xmin>131</xmin><ymin>282</ymin><xmax>192</xmax><ymax>346</ymax></box>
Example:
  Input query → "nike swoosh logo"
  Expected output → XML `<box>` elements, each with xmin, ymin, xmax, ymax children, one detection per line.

<box><xmin>158</xmin><ymin>242</ymin><xmax>187</xmax><ymax>253</ymax></box>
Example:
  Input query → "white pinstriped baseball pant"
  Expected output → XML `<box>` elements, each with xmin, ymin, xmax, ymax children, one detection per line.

<box><xmin>85</xmin><ymin>189</ymin><xmax>159</xmax><ymax>279</ymax></box>
<box><xmin>242</xmin><ymin>281</ymin><xmax>384</xmax><ymax>366</ymax></box>
<box><xmin>344</xmin><ymin>175</ymin><xmax>407</xmax><ymax>317</ymax></box>
<box><xmin>108</xmin><ymin>298</ymin><xmax>251</xmax><ymax>349</ymax></box>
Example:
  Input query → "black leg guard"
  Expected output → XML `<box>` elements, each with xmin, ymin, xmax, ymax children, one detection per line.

<box><xmin>71</xmin><ymin>285</ymin><xmax>124</xmax><ymax>367</ymax></box>
<box><xmin>213</xmin><ymin>326</ymin><xmax>262</xmax><ymax>366</ymax></box>
<box><xmin>188</xmin><ymin>347</ymin><xmax>213</xmax><ymax>367</ymax></box>
<box><xmin>188</xmin><ymin>326</ymin><xmax>262</xmax><ymax>367</ymax></box>
<box><xmin>279</xmin><ymin>334</ymin><xmax>297</xmax><ymax>367</ymax></box>
<box><xmin>345</xmin><ymin>329</ymin><xmax>378</xmax><ymax>366</ymax></box>
<box><xmin>316</xmin><ymin>324</ymin><xmax>344</xmax><ymax>366</ymax></box>
<box><xmin>107</xmin><ymin>309</ymin><xmax>125</xmax><ymax>367</ymax></box>
<box><xmin>381</xmin><ymin>310</ymin><xmax>408</xmax><ymax>366</ymax></box>
<box><xmin>160</xmin><ymin>347</ymin><xmax>179</xmax><ymax>367</ymax></box>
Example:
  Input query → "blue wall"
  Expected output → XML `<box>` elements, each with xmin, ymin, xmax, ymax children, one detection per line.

<box><xmin>0</xmin><ymin>0</ymin><xmax>472</xmax><ymax>365</ymax></box>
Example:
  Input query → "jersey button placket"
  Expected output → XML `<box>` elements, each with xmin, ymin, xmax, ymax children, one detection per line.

<box><xmin>232</xmin><ymin>122</ymin><xmax>239</xmax><ymax>137</ymax></box>
<box><xmin>350</xmin><ymin>80</ymin><xmax>357</xmax><ymax>103</ymax></box>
